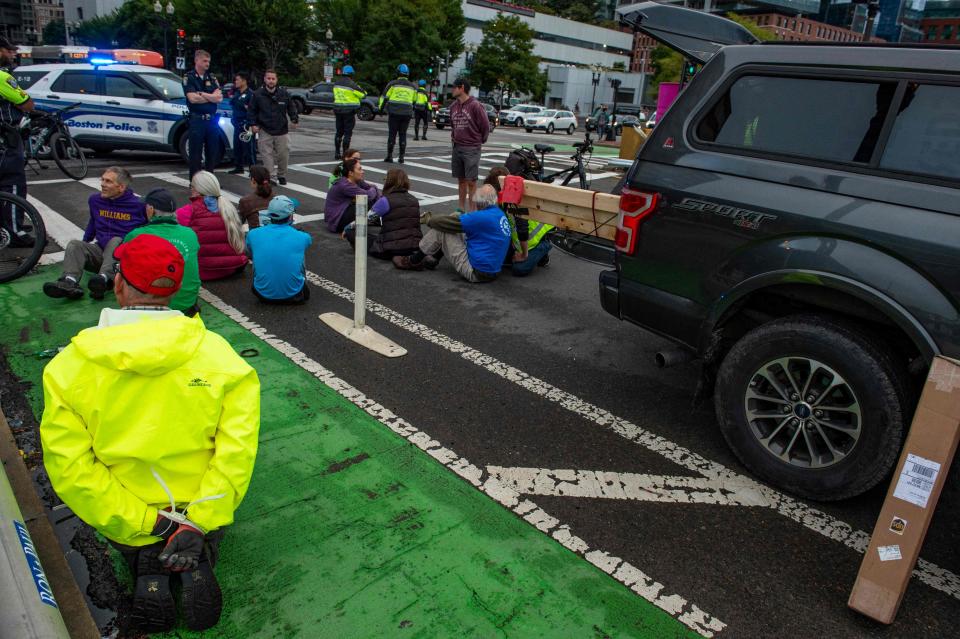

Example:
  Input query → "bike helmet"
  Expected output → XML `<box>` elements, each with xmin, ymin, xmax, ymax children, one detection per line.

<box><xmin>397</xmin><ymin>63</ymin><xmax>409</xmax><ymax>75</ymax></box>
<box><xmin>342</xmin><ymin>65</ymin><xmax>354</xmax><ymax>76</ymax></box>
<box><xmin>418</xmin><ymin>79</ymin><xmax>426</xmax><ymax>87</ymax></box>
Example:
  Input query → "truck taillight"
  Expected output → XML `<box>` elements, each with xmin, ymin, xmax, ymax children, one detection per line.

<box><xmin>614</xmin><ymin>188</ymin><xmax>658</xmax><ymax>254</ymax></box>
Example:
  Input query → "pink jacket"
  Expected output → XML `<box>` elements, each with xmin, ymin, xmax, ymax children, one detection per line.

<box><xmin>176</xmin><ymin>198</ymin><xmax>247</xmax><ymax>281</ymax></box>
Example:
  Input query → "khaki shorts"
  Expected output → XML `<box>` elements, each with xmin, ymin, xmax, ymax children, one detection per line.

<box><xmin>451</xmin><ymin>144</ymin><xmax>481</xmax><ymax>180</ymax></box>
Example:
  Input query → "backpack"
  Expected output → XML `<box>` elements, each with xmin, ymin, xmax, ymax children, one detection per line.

<box><xmin>506</xmin><ymin>148</ymin><xmax>540</xmax><ymax>178</ymax></box>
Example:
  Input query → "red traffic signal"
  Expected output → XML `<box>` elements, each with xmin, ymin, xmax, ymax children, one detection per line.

<box><xmin>177</xmin><ymin>29</ymin><xmax>185</xmax><ymax>37</ymax></box>
<box><xmin>343</xmin><ymin>48</ymin><xmax>349</xmax><ymax>56</ymax></box>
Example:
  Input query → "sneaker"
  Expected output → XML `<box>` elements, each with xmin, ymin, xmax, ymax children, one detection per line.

<box><xmin>278</xmin><ymin>177</ymin><xmax>287</xmax><ymax>185</ymax></box>
<box><xmin>227</xmin><ymin>168</ymin><xmax>245</xmax><ymax>175</ymax></box>
<box><xmin>392</xmin><ymin>255</ymin><xmax>423</xmax><ymax>271</ymax></box>
<box><xmin>422</xmin><ymin>255</ymin><xmax>440</xmax><ymax>270</ymax></box>
<box><xmin>130</xmin><ymin>546</ymin><xmax>176</xmax><ymax>633</ymax></box>
<box><xmin>537</xmin><ymin>254</ymin><xmax>550</xmax><ymax>268</ymax></box>
<box><xmin>87</xmin><ymin>274</ymin><xmax>111</xmax><ymax>300</ymax></box>
<box><xmin>43</xmin><ymin>278</ymin><xmax>83</xmax><ymax>300</ymax></box>
<box><xmin>179</xmin><ymin>549</ymin><xmax>223</xmax><ymax>631</ymax></box>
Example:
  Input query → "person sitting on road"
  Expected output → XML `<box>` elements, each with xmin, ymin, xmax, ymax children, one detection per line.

<box><xmin>393</xmin><ymin>184</ymin><xmax>510</xmax><ymax>283</ymax></box>
<box><xmin>328</xmin><ymin>148</ymin><xmax>361</xmax><ymax>189</ymax></box>
<box><xmin>245</xmin><ymin>195</ymin><xmax>312</xmax><ymax>304</ymax></box>
<box><xmin>176</xmin><ymin>171</ymin><xmax>248</xmax><ymax>281</ymax></box>
<box><xmin>344</xmin><ymin>168</ymin><xmax>422</xmax><ymax>260</ymax></box>
<box><xmin>324</xmin><ymin>158</ymin><xmax>380</xmax><ymax>235</ymax></box>
<box><xmin>237</xmin><ymin>165</ymin><xmax>272</xmax><ymax>230</ymax></box>
<box><xmin>123</xmin><ymin>188</ymin><xmax>202</xmax><ymax>316</ymax></box>
<box><xmin>43</xmin><ymin>167</ymin><xmax>146</xmax><ymax>301</ymax></box>
<box><xmin>484</xmin><ymin>167</ymin><xmax>553</xmax><ymax>276</ymax></box>
<box><xmin>40</xmin><ymin>233</ymin><xmax>260</xmax><ymax>634</ymax></box>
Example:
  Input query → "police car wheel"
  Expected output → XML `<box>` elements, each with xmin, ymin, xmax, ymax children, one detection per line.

<box><xmin>301</xmin><ymin>106</ymin><xmax>313</xmax><ymax>115</ymax></box>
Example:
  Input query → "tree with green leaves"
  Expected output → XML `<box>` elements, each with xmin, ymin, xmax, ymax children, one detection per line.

<box><xmin>42</xmin><ymin>19</ymin><xmax>67</xmax><ymax>45</ymax></box>
<box><xmin>725</xmin><ymin>13</ymin><xmax>780</xmax><ymax>41</ymax></box>
<box><xmin>471</xmin><ymin>14</ymin><xmax>545</xmax><ymax>101</ymax></box>
<box><xmin>543</xmin><ymin>0</ymin><xmax>602</xmax><ymax>24</ymax></box>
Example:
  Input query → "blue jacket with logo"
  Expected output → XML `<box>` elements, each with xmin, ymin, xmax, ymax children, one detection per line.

<box><xmin>459</xmin><ymin>205</ymin><xmax>511</xmax><ymax>274</ymax></box>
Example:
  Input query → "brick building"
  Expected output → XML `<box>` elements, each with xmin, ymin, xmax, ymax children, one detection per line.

<box><xmin>744</xmin><ymin>13</ymin><xmax>884</xmax><ymax>42</ymax></box>
<box><xmin>920</xmin><ymin>0</ymin><xmax>960</xmax><ymax>42</ymax></box>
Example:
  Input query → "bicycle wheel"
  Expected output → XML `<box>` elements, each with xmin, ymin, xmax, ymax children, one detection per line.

<box><xmin>0</xmin><ymin>191</ymin><xmax>47</xmax><ymax>283</ymax></box>
<box><xmin>50</xmin><ymin>131</ymin><xmax>88</xmax><ymax>180</ymax></box>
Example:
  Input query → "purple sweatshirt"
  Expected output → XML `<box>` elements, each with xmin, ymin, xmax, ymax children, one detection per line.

<box><xmin>324</xmin><ymin>178</ymin><xmax>380</xmax><ymax>233</ymax></box>
<box><xmin>83</xmin><ymin>189</ymin><xmax>147</xmax><ymax>249</ymax></box>
<box><xmin>450</xmin><ymin>96</ymin><xmax>489</xmax><ymax>148</ymax></box>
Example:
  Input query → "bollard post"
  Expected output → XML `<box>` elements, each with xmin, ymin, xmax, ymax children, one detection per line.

<box><xmin>319</xmin><ymin>194</ymin><xmax>407</xmax><ymax>357</ymax></box>
<box><xmin>354</xmin><ymin>195</ymin><xmax>367</xmax><ymax>329</ymax></box>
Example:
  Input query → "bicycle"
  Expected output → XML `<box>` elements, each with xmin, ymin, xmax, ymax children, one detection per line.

<box><xmin>21</xmin><ymin>102</ymin><xmax>88</xmax><ymax>180</ymax></box>
<box><xmin>507</xmin><ymin>131</ymin><xmax>595</xmax><ymax>190</ymax></box>
<box><xmin>0</xmin><ymin>190</ymin><xmax>47</xmax><ymax>283</ymax></box>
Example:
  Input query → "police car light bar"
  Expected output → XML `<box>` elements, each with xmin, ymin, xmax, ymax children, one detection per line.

<box><xmin>90</xmin><ymin>57</ymin><xmax>117</xmax><ymax>66</ymax></box>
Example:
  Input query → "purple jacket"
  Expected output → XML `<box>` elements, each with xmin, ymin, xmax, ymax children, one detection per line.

<box><xmin>450</xmin><ymin>96</ymin><xmax>489</xmax><ymax>148</ymax></box>
<box><xmin>83</xmin><ymin>189</ymin><xmax>147</xmax><ymax>249</ymax></box>
<box><xmin>324</xmin><ymin>178</ymin><xmax>380</xmax><ymax>233</ymax></box>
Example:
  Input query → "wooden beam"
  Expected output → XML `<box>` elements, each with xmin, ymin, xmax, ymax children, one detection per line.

<box><xmin>498</xmin><ymin>178</ymin><xmax>620</xmax><ymax>241</ymax></box>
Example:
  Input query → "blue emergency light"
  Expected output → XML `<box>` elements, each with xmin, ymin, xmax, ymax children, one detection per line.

<box><xmin>89</xmin><ymin>57</ymin><xmax>116</xmax><ymax>66</ymax></box>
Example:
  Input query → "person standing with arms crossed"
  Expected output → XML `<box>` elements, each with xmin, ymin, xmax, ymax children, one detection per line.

<box><xmin>248</xmin><ymin>69</ymin><xmax>298</xmax><ymax>185</ymax></box>
<box><xmin>449</xmin><ymin>77</ymin><xmax>489</xmax><ymax>212</ymax></box>
<box><xmin>183</xmin><ymin>50</ymin><xmax>223</xmax><ymax>177</ymax></box>
<box><xmin>228</xmin><ymin>71</ymin><xmax>256</xmax><ymax>175</ymax></box>
<box><xmin>332</xmin><ymin>65</ymin><xmax>365</xmax><ymax>160</ymax></box>
<box><xmin>378</xmin><ymin>64</ymin><xmax>417</xmax><ymax>164</ymax></box>
<box><xmin>0</xmin><ymin>36</ymin><xmax>36</xmax><ymax>246</ymax></box>
<box><xmin>413</xmin><ymin>80</ymin><xmax>432</xmax><ymax>141</ymax></box>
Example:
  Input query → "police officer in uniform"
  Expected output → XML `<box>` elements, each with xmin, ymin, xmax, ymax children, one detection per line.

<box><xmin>378</xmin><ymin>64</ymin><xmax>417</xmax><ymax>164</ymax></box>
<box><xmin>0</xmin><ymin>36</ymin><xmax>36</xmax><ymax>246</ymax></box>
<box><xmin>332</xmin><ymin>65</ymin><xmax>365</xmax><ymax>160</ymax></box>
<box><xmin>413</xmin><ymin>80</ymin><xmax>433</xmax><ymax>142</ymax></box>
<box><xmin>228</xmin><ymin>71</ymin><xmax>255</xmax><ymax>175</ymax></box>
<box><xmin>183</xmin><ymin>49</ymin><xmax>223</xmax><ymax>177</ymax></box>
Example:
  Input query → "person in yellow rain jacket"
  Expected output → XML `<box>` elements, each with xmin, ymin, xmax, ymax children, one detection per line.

<box><xmin>40</xmin><ymin>234</ymin><xmax>260</xmax><ymax>634</ymax></box>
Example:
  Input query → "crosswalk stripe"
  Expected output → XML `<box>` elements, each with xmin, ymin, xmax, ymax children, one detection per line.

<box><xmin>26</xmin><ymin>194</ymin><xmax>83</xmax><ymax>250</ymax></box>
<box><xmin>359</xmin><ymin>163</ymin><xmax>458</xmax><ymax>190</ymax></box>
<box><xmin>288</xmin><ymin>164</ymin><xmax>433</xmax><ymax>200</ymax></box>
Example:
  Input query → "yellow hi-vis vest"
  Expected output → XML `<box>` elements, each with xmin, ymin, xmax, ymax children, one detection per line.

<box><xmin>511</xmin><ymin>217</ymin><xmax>553</xmax><ymax>252</ymax></box>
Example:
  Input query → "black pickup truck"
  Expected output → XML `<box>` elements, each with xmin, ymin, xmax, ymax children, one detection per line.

<box><xmin>286</xmin><ymin>81</ymin><xmax>380</xmax><ymax>120</ymax></box>
<box><xmin>603</xmin><ymin>3</ymin><xmax>960</xmax><ymax>500</ymax></box>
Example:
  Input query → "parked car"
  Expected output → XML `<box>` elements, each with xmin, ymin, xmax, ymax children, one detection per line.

<box><xmin>286</xmin><ymin>81</ymin><xmax>380</xmax><ymax>120</ymax></box>
<box><xmin>499</xmin><ymin>103</ymin><xmax>544</xmax><ymax>127</ymax></box>
<box><xmin>433</xmin><ymin>101</ymin><xmax>498</xmax><ymax>129</ymax></box>
<box><xmin>605</xmin><ymin>2</ymin><xmax>960</xmax><ymax>501</ymax></box>
<box><xmin>18</xmin><ymin>62</ymin><xmax>234</xmax><ymax>162</ymax></box>
<box><xmin>524</xmin><ymin>109</ymin><xmax>577</xmax><ymax>134</ymax></box>
<box><xmin>587</xmin><ymin>113</ymin><xmax>644</xmax><ymax>135</ymax></box>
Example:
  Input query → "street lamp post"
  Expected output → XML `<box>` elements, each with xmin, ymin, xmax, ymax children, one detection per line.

<box><xmin>154</xmin><ymin>1</ymin><xmax>175</xmax><ymax>70</ymax></box>
<box><xmin>590</xmin><ymin>65</ymin><xmax>602</xmax><ymax>115</ymax></box>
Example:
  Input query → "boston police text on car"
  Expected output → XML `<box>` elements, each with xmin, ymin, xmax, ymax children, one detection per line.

<box><xmin>15</xmin><ymin>58</ymin><xmax>234</xmax><ymax>161</ymax></box>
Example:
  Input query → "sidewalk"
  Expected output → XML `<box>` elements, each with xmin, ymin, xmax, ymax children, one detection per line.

<box><xmin>0</xmin><ymin>269</ymin><xmax>697</xmax><ymax>638</ymax></box>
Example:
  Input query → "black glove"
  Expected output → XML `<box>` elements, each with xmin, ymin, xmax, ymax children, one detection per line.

<box><xmin>158</xmin><ymin>523</ymin><xmax>205</xmax><ymax>572</ymax></box>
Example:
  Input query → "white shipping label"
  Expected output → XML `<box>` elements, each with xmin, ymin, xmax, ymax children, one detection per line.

<box><xmin>878</xmin><ymin>545</ymin><xmax>902</xmax><ymax>562</ymax></box>
<box><xmin>892</xmin><ymin>453</ymin><xmax>941</xmax><ymax>509</ymax></box>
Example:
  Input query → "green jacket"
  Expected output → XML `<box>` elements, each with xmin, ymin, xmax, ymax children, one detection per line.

<box><xmin>124</xmin><ymin>216</ymin><xmax>201</xmax><ymax>312</ymax></box>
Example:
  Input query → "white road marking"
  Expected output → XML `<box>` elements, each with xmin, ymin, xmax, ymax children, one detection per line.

<box><xmin>488</xmin><ymin>467</ymin><xmax>772</xmax><ymax>507</ymax></box>
<box><xmin>26</xmin><ymin>195</ymin><xmax>83</xmax><ymax>250</ymax></box>
<box><xmin>38</xmin><ymin>251</ymin><xmax>65</xmax><ymax>265</ymax></box>
<box><xmin>360</xmin><ymin>163</ymin><xmax>458</xmax><ymax>190</ymax></box>
<box><xmin>299</xmin><ymin>268</ymin><xmax>960</xmax><ymax>603</ymax></box>
<box><xmin>197</xmin><ymin>287</ymin><xmax>726</xmax><ymax>637</ymax></box>
<box><xmin>288</xmin><ymin>164</ymin><xmax>433</xmax><ymax>200</ymax></box>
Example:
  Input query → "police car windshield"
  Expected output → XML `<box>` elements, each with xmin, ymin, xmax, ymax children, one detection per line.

<box><xmin>140</xmin><ymin>72</ymin><xmax>185</xmax><ymax>100</ymax></box>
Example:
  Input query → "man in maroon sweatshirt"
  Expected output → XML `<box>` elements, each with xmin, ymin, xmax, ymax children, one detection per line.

<box><xmin>449</xmin><ymin>78</ymin><xmax>489</xmax><ymax>212</ymax></box>
<box><xmin>43</xmin><ymin>167</ymin><xmax>147</xmax><ymax>301</ymax></box>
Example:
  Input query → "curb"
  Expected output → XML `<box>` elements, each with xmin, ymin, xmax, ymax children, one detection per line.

<box><xmin>0</xmin><ymin>408</ymin><xmax>99</xmax><ymax>639</ymax></box>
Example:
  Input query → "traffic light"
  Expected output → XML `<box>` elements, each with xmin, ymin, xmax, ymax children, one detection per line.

<box><xmin>176</xmin><ymin>28</ymin><xmax>185</xmax><ymax>52</ymax></box>
<box><xmin>343</xmin><ymin>48</ymin><xmax>349</xmax><ymax>58</ymax></box>
<box><xmin>427</xmin><ymin>66</ymin><xmax>433</xmax><ymax>75</ymax></box>
<box><xmin>685</xmin><ymin>62</ymin><xmax>698</xmax><ymax>76</ymax></box>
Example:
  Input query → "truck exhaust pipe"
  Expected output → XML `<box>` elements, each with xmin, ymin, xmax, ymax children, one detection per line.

<box><xmin>655</xmin><ymin>346</ymin><xmax>695</xmax><ymax>369</ymax></box>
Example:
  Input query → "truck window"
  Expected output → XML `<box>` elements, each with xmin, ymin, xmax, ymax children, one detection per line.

<box><xmin>13</xmin><ymin>70</ymin><xmax>47</xmax><ymax>89</ymax></box>
<box><xmin>696</xmin><ymin>75</ymin><xmax>897</xmax><ymax>164</ymax></box>
<box><xmin>879</xmin><ymin>84</ymin><xmax>960</xmax><ymax>181</ymax></box>
<box><xmin>50</xmin><ymin>71</ymin><xmax>99</xmax><ymax>95</ymax></box>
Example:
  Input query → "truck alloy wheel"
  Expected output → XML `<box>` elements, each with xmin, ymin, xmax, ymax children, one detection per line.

<box><xmin>715</xmin><ymin>315</ymin><xmax>908</xmax><ymax>501</ymax></box>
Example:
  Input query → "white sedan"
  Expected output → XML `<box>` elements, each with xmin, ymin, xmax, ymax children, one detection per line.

<box><xmin>525</xmin><ymin>109</ymin><xmax>577</xmax><ymax>135</ymax></box>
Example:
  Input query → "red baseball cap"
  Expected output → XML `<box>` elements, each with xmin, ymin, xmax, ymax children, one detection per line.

<box><xmin>114</xmin><ymin>234</ymin><xmax>185</xmax><ymax>296</ymax></box>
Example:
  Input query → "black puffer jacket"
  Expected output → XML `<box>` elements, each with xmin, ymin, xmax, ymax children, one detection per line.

<box><xmin>375</xmin><ymin>190</ymin><xmax>421</xmax><ymax>254</ymax></box>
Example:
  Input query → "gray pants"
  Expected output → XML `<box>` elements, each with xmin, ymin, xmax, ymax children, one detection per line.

<box><xmin>63</xmin><ymin>237</ymin><xmax>122</xmax><ymax>281</ymax></box>
<box><xmin>258</xmin><ymin>130</ymin><xmax>289</xmax><ymax>180</ymax></box>
<box><xmin>420</xmin><ymin>227</ymin><xmax>489</xmax><ymax>283</ymax></box>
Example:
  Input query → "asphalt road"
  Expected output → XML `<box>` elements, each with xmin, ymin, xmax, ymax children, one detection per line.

<box><xmin>19</xmin><ymin>112</ymin><xmax>960</xmax><ymax>637</ymax></box>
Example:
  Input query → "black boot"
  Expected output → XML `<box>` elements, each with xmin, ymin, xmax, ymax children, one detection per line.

<box><xmin>179</xmin><ymin>546</ymin><xmax>222</xmax><ymax>631</ymax></box>
<box><xmin>130</xmin><ymin>545</ymin><xmax>176</xmax><ymax>633</ymax></box>
<box><xmin>384</xmin><ymin>143</ymin><xmax>394</xmax><ymax>163</ymax></box>
<box><xmin>398</xmin><ymin>144</ymin><xmax>406</xmax><ymax>164</ymax></box>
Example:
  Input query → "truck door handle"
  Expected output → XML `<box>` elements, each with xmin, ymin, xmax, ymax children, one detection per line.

<box><xmin>106</xmin><ymin>100</ymin><xmax>121</xmax><ymax>105</ymax></box>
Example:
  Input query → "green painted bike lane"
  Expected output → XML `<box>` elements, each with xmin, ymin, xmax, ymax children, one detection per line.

<box><xmin>0</xmin><ymin>269</ymin><xmax>697</xmax><ymax>638</ymax></box>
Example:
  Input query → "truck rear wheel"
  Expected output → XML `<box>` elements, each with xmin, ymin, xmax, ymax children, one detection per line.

<box><xmin>715</xmin><ymin>315</ymin><xmax>908</xmax><ymax>501</ymax></box>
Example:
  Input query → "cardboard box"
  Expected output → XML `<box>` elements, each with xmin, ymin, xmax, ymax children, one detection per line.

<box><xmin>848</xmin><ymin>356</ymin><xmax>960</xmax><ymax>623</ymax></box>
